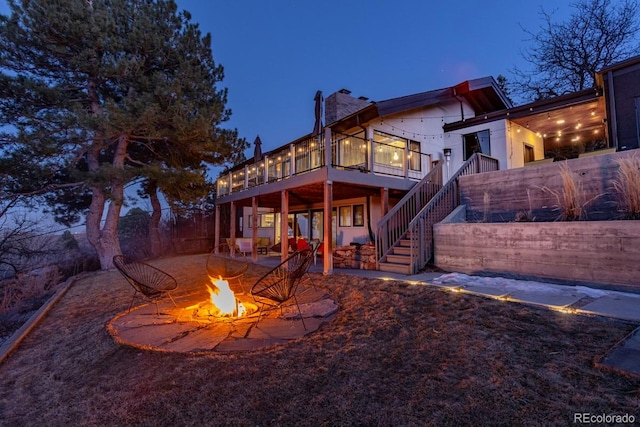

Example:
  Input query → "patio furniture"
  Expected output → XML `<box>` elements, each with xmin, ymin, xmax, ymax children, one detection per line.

<box><xmin>206</xmin><ymin>244</ymin><xmax>249</xmax><ymax>293</ymax></box>
<box><xmin>296</xmin><ymin>238</ymin><xmax>311</xmax><ymax>251</ymax></box>
<box><xmin>113</xmin><ymin>255</ymin><xmax>178</xmax><ymax>316</ymax></box>
<box><xmin>236</xmin><ymin>238</ymin><xmax>253</xmax><ymax>255</ymax></box>
<box><xmin>250</xmin><ymin>249</ymin><xmax>314</xmax><ymax>330</ymax></box>
<box><xmin>256</xmin><ymin>237</ymin><xmax>270</xmax><ymax>254</ymax></box>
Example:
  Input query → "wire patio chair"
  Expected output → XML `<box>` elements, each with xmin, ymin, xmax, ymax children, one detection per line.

<box><xmin>250</xmin><ymin>249</ymin><xmax>314</xmax><ymax>330</ymax></box>
<box><xmin>112</xmin><ymin>255</ymin><xmax>178</xmax><ymax>316</ymax></box>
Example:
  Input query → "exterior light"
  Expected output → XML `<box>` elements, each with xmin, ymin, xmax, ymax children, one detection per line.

<box><xmin>443</xmin><ymin>148</ymin><xmax>452</xmax><ymax>181</ymax></box>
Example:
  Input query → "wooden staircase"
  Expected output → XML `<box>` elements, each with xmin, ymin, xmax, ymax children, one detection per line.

<box><xmin>378</xmin><ymin>236</ymin><xmax>414</xmax><ymax>274</ymax></box>
<box><xmin>376</xmin><ymin>153</ymin><xmax>499</xmax><ymax>274</ymax></box>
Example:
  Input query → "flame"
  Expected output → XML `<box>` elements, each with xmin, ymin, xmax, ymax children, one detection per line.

<box><xmin>207</xmin><ymin>276</ymin><xmax>236</xmax><ymax>315</ymax></box>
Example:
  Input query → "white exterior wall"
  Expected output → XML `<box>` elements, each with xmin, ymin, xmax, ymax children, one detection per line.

<box><xmin>442</xmin><ymin>119</ymin><xmax>545</xmax><ymax>172</ymax></box>
<box><xmin>367</xmin><ymin>99</ymin><xmax>471</xmax><ymax>173</ymax></box>
<box><xmin>444</xmin><ymin>120</ymin><xmax>508</xmax><ymax>170</ymax></box>
<box><xmin>505</xmin><ymin>121</ymin><xmax>545</xmax><ymax>168</ymax></box>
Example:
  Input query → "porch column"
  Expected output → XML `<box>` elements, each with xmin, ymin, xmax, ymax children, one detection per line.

<box><xmin>323</xmin><ymin>180</ymin><xmax>333</xmax><ymax>274</ymax></box>
<box><xmin>381</xmin><ymin>187</ymin><xmax>389</xmax><ymax>217</ymax></box>
<box><xmin>230</xmin><ymin>201</ymin><xmax>236</xmax><ymax>255</ymax></box>
<box><xmin>280</xmin><ymin>190</ymin><xmax>289</xmax><ymax>262</ymax></box>
<box><xmin>251</xmin><ymin>196</ymin><xmax>258</xmax><ymax>262</ymax></box>
<box><xmin>214</xmin><ymin>204</ymin><xmax>221</xmax><ymax>253</ymax></box>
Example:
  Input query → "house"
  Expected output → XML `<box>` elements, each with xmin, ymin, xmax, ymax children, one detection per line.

<box><xmin>214</xmin><ymin>57</ymin><xmax>636</xmax><ymax>275</ymax></box>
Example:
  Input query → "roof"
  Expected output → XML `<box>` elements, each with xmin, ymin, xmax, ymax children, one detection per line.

<box><xmin>442</xmin><ymin>87</ymin><xmax>602</xmax><ymax>137</ymax></box>
<box><xmin>598</xmin><ymin>54</ymin><xmax>640</xmax><ymax>74</ymax></box>
<box><xmin>331</xmin><ymin>76</ymin><xmax>511</xmax><ymax>133</ymax></box>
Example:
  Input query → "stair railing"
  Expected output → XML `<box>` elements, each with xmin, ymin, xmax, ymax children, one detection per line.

<box><xmin>375</xmin><ymin>161</ymin><xmax>443</xmax><ymax>262</ymax></box>
<box><xmin>376</xmin><ymin>153</ymin><xmax>499</xmax><ymax>274</ymax></box>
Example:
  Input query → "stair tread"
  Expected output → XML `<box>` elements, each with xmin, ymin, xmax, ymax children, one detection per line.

<box><xmin>378</xmin><ymin>262</ymin><xmax>411</xmax><ymax>275</ymax></box>
<box><xmin>386</xmin><ymin>254</ymin><xmax>412</xmax><ymax>264</ymax></box>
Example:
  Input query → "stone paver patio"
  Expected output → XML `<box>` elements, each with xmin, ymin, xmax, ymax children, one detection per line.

<box><xmin>107</xmin><ymin>284</ymin><xmax>337</xmax><ymax>353</ymax></box>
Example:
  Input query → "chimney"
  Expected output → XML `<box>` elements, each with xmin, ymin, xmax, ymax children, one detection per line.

<box><xmin>324</xmin><ymin>89</ymin><xmax>371</xmax><ymax>124</ymax></box>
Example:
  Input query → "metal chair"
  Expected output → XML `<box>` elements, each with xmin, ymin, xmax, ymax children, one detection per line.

<box><xmin>250</xmin><ymin>249</ymin><xmax>313</xmax><ymax>330</ymax></box>
<box><xmin>112</xmin><ymin>255</ymin><xmax>178</xmax><ymax>316</ymax></box>
<box><xmin>206</xmin><ymin>244</ymin><xmax>249</xmax><ymax>293</ymax></box>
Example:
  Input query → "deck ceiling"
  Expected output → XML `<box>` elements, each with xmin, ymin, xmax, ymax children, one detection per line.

<box><xmin>230</xmin><ymin>182</ymin><xmax>405</xmax><ymax>209</ymax></box>
<box><xmin>509</xmin><ymin>98</ymin><xmax>604</xmax><ymax>137</ymax></box>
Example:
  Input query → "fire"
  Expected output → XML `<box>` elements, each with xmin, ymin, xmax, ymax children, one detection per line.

<box><xmin>207</xmin><ymin>276</ymin><xmax>246</xmax><ymax>317</ymax></box>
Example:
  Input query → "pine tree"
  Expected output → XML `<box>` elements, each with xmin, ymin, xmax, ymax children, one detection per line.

<box><xmin>0</xmin><ymin>0</ymin><xmax>246</xmax><ymax>268</ymax></box>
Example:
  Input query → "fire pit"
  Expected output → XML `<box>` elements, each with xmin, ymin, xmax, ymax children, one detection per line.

<box><xmin>181</xmin><ymin>276</ymin><xmax>258</xmax><ymax>323</ymax></box>
<box><xmin>108</xmin><ymin>273</ymin><xmax>338</xmax><ymax>353</ymax></box>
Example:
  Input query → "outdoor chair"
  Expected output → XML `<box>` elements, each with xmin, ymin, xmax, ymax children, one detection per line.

<box><xmin>256</xmin><ymin>237</ymin><xmax>270</xmax><ymax>254</ymax></box>
<box><xmin>206</xmin><ymin>244</ymin><xmax>249</xmax><ymax>293</ymax></box>
<box><xmin>250</xmin><ymin>249</ymin><xmax>314</xmax><ymax>330</ymax></box>
<box><xmin>113</xmin><ymin>255</ymin><xmax>178</xmax><ymax>316</ymax></box>
<box><xmin>236</xmin><ymin>238</ymin><xmax>253</xmax><ymax>256</ymax></box>
<box><xmin>296</xmin><ymin>238</ymin><xmax>311</xmax><ymax>251</ymax></box>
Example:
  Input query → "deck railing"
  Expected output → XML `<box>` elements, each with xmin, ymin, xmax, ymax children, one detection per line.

<box><xmin>376</xmin><ymin>153</ymin><xmax>499</xmax><ymax>274</ymax></box>
<box><xmin>216</xmin><ymin>131</ymin><xmax>433</xmax><ymax>196</ymax></box>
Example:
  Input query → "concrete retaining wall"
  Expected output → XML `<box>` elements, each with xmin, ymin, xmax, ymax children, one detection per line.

<box><xmin>459</xmin><ymin>150</ymin><xmax>639</xmax><ymax>222</ymax></box>
<box><xmin>434</xmin><ymin>214</ymin><xmax>640</xmax><ymax>286</ymax></box>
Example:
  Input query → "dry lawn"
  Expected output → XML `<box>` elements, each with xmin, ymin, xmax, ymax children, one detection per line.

<box><xmin>0</xmin><ymin>254</ymin><xmax>638</xmax><ymax>426</ymax></box>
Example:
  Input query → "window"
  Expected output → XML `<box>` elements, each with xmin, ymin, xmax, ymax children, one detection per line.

<box><xmin>267</xmin><ymin>149</ymin><xmax>291</xmax><ymax>182</ymax></box>
<box><xmin>373</xmin><ymin>130</ymin><xmax>421</xmax><ymax>170</ymax></box>
<box><xmin>333</xmin><ymin>132</ymin><xmax>367</xmax><ymax>168</ymax></box>
<box><xmin>374</xmin><ymin>131</ymin><xmax>405</xmax><ymax>168</ymax></box>
<box><xmin>408</xmin><ymin>140</ymin><xmax>421</xmax><ymax>171</ymax></box>
<box><xmin>338</xmin><ymin>206</ymin><xmax>352</xmax><ymax>227</ymax></box>
<box><xmin>463</xmin><ymin>129</ymin><xmax>491</xmax><ymax>160</ymax></box>
<box><xmin>260</xmin><ymin>213</ymin><xmax>274</xmax><ymax>228</ymax></box>
<box><xmin>248</xmin><ymin>213</ymin><xmax>275</xmax><ymax>228</ymax></box>
<box><xmin>311</xmin><ymin>210</ymin><xmax>323</xmax><ymax>240</ymax></box>
<box><xmin>524</xmin><ymin>144</ymin><xmax>535</xmax><ymax>163</ymax></box>
<box><xmin>353</xmin><ymin>205</ymin><xmax>364</xmax><ymax>226</ymax></box>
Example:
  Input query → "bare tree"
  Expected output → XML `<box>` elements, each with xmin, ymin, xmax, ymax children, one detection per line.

<box><xmin>512</xmin><ymin>0</ymin><xmax>640</xmax><ymax>102</ymax></box>
<box><xmin>0</xmin><ymin>196</ymin><xmax>52</xmax><ymax>278</ymax></box>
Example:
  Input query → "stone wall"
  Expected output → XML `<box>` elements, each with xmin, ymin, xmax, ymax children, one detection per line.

<box><xmin>324</xmin><ymin>89</ymin><xmax>371</xmax><ymax>125</ymax></box>
<box><xmin>332</xmin><ymin>243</ymin><xmax>377</xmax><ymax>270</ymax></box>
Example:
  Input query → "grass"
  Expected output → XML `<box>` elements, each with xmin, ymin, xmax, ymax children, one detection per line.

<box><xmin>0</xmin><ymin>254</ymin><xmax>639</xmax><ymax>426</ymax></box>
<box><xmin>612</xmin><ymin>154</ymin><xmax>640</xmax><ymax>219</ymax></box>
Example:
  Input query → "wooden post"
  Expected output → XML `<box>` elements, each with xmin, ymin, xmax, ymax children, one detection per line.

<box><xmin>323</xmin><ymin>180</ymin><xmax>333</xmax><ymax>274</ymax></box>
<box><xmin>214</xmin><ymin>204</ymin><xmax>221</xmax><ymax>253</ymax></box>
<box><xmin>281</xmin><ymin>190</ymin><xmax>289</xmax><ymax>263</ymax></box>
<box><xmin>251</xmin><ymin>197</ymin><xmax>258</xmax><ymax>262</ymax></box>
<box><xmin>381</xmin><ymin>187</ymin><xmax>389</xmax><ymax>217</ymax></box>
<box><xmin>230</xmin><ymin>201</ymin><xmax>236</xmax><ymax>255</ymax></box>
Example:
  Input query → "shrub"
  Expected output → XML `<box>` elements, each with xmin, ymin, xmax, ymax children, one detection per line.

<box><xmin>611</xmin><ymin>154</ymin><xmax>640</xmax><ymax>220</ymax></box>
<box><xmin>541</xmin><ymin>161</ymin><xmax>601</xmax><ymax>221</ymax></box>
